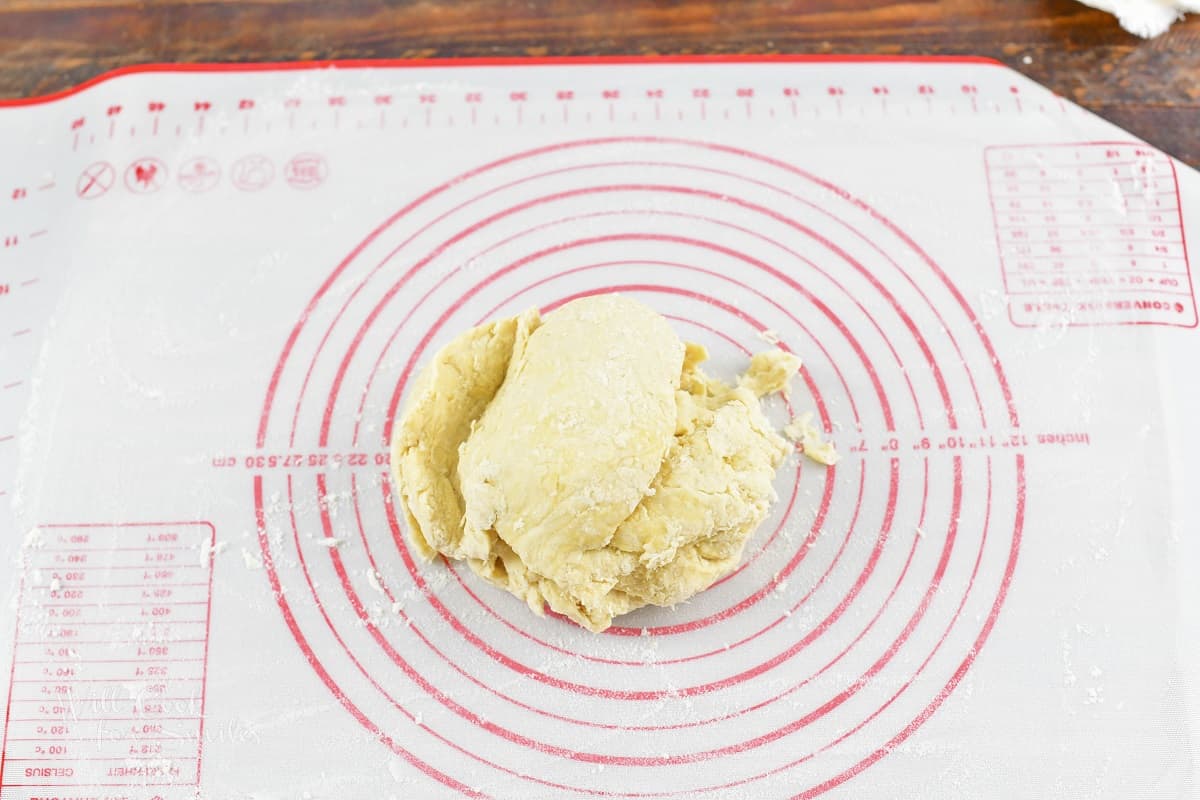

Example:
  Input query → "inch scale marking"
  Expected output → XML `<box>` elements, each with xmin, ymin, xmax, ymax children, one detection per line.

<box><xmin>65</xmin><ymin>76</ymin><xmax>1069</xmax><ymax>158</ymax></box>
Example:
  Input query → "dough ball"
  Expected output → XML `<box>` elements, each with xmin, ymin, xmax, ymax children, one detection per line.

<box><xmin>391</xmin><ymin>294</ymin><xmax>808</xmax><ymax>632</ymax></box>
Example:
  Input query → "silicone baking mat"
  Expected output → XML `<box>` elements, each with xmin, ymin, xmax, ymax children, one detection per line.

<box><xmin>0</xmin><ymin>56</ymin><xmax>1196</xmax><ymax>799</ymax></box>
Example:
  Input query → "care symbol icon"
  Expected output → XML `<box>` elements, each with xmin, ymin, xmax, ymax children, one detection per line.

<box><xmin>178</xmin><ymin>157</ymin><xmax>221</xmax><ymax>194</ymax></box>
<box><xmin>231</xmin><ymin>154</ymin><xmax>274</xmax><ymax>192</ymax></box>
<box><xmin>75</xmin><ymin>161</ymin><xmax>115</xmax><ymax>199</ymax></box>
<box><xmin>284</xmin><ymin>153</ymin><xmax>328</xmax><ymax>190</ymax></box>
<box><xmin>124</xmin><ymin>157</ymin><xmax>166</xmax><ymax>194</ymax></box>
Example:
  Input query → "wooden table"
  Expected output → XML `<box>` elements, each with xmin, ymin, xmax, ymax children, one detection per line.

<box><xmin>1</xmin><ymin>0</ymin><xmax>1197</xmax><ymax>166</ymax></box>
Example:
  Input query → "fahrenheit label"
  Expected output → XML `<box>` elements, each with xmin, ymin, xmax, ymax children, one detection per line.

<box><xmin>0</xmin><ymin>522</ymin><xmax>216</xmax><ymax>798</ymax></box>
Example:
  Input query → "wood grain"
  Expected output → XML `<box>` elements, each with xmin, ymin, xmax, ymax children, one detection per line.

<box><xmin>0</xmin><ymin>0</ymin><xmax>1197</xmax><ymax>165</ymax></box>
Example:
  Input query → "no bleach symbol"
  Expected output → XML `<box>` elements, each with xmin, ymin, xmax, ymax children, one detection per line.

<box><xmin>285</xmin><ymin>153</ymin><xmax>328</xmax><ymax>190</ymax></box>
<box><xmin>178</xmin><ymin>156</ymin><xmax>221</xmax><ymax>193</ymax></box>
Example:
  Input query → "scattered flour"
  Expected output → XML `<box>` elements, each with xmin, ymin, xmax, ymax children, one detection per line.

<box><xmin>241</xmin><ymin>548</ymin><xmax>263</xmax><ymax>570</ymax></box>
<box><xmin>756</xmin><ymin>328</ymin><xmax>781</xmax><ymax>345</ymax></box>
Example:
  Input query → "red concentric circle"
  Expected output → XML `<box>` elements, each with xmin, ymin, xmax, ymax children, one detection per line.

<box><xmin>254</xmin><ymin>138</ymin><xmax>1023</xmax><ymax>798</ymax></box>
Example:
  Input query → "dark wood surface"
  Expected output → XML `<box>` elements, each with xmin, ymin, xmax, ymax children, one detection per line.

<box><xmin>1</xmin><ymin>0</ymin><xmax>1197</xmax><ymax>165</ymax></box>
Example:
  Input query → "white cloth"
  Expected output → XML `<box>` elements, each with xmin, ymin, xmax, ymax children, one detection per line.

<box><xmin>1078</xmin><ymin>0</ymin><xmax>1199</xmax><ymax>37</ymax></box>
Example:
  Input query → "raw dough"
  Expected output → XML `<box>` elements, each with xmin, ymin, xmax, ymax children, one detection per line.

<box><xmin>784</xmin><ymin>412</ymin><xmax>840</xmax><ymax>466</ymax></box>
<box><xmin>391</xmin><ymin>294</ymin><xmax>815</xmax><ymax>632</ymax></box>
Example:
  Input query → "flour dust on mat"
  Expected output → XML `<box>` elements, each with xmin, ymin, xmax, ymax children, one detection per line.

<box><xmin>390</xmin><ymin>293</ymin><xmax>831</xmax><ymax>632</ymax></box>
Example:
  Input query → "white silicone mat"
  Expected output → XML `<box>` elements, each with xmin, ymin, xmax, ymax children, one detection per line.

<box><xmin>0</xmin><ymin>56</ymin><xmax>1196</xmax><ymax>799</ymax></box>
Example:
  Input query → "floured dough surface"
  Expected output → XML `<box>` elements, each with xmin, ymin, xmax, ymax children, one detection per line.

<box><xmin>391</xmin><ymin>294</ymin><xmax>813</xmax><ymax>632</ymax></box>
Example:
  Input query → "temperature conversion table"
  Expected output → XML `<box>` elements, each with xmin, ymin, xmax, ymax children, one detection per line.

<box><xmin>1</xmin><ymin>523</ymin><xmax>216</xmax><ymax>797</ymax></box>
